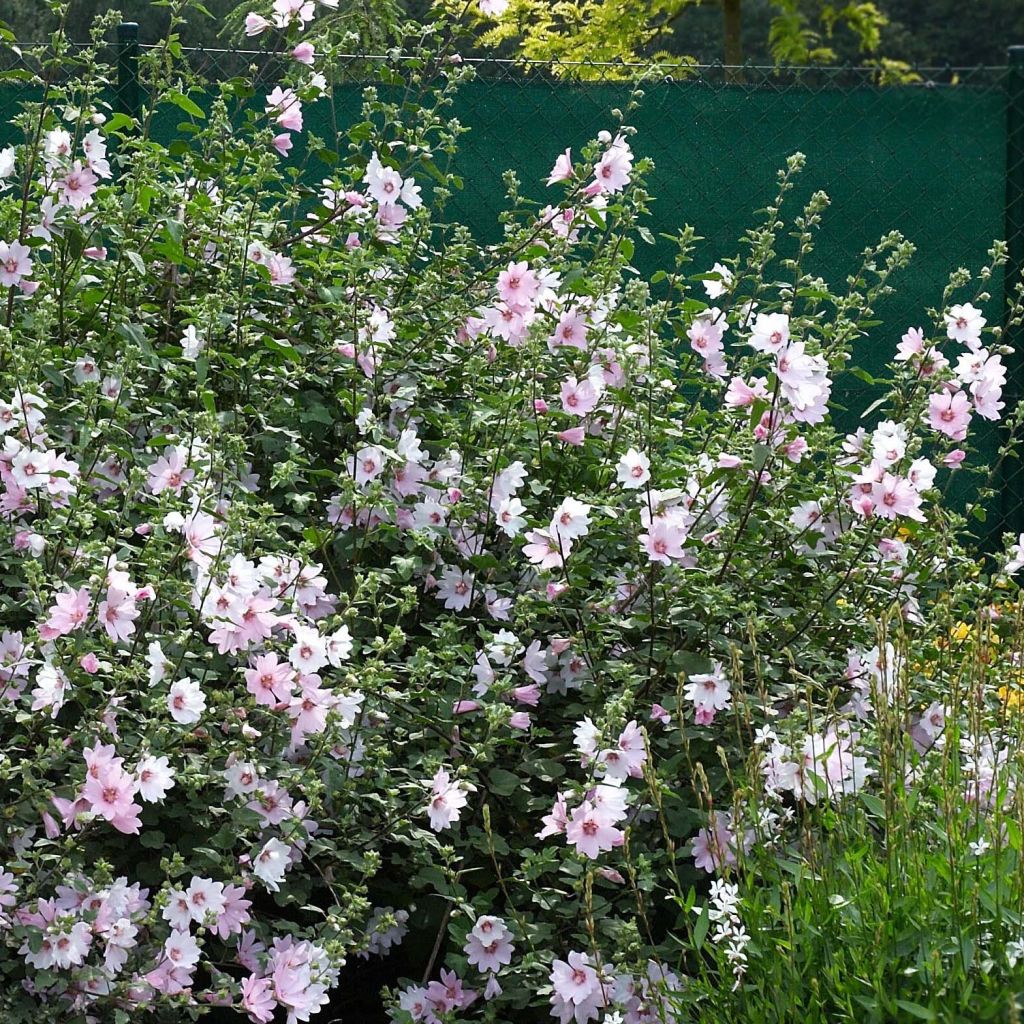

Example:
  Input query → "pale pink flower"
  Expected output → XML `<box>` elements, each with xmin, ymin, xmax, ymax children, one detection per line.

<box><xmin>245</xmin><ymin>652</ymin><xmax>296</xmax><ymax>706</ymax></box>
<box><xmin>253</xmin><ymin>837</ymin><xmax>291</xmax><ymax>891</ymax></box>
<box><xmin>426</xmin><ymin>768</ymin><xmax>473</xmax><ymax>831</ymax></box>
<box><xmin>522</xmin><ymin>527</ymin><xmax>567</xmax><ymax>569</ymax></box>
<box><xmin>57</xmin><ymin>161</ymin><xmax>99</xmax><ymax>209</ymax></box>
<box><xmin>560</xmin><ymin>375</ymin><xmax>601</xmax><ymax>416</ymax></box>
<box><xmin>265</xmin><ymin>87</ymin><xmax>303</xmax><ymax>133</ymax></box>
<box><xmin>749</xmin><ymin>311</ymin><xmax>789</xmax><ymax>353</ymax></box>
<box><xmin>82</xmin><ymin>764</ymin><xmax>142</xmax><ymax>834</ymax></box>
<box><xmin>640</xmin><ymin>515</ymin><xmax>687</xmax><ymax>565</ymax></box>
<box><xmin>41</xmin><ymin>586</ymin><xmax>91</xmax><ymax>639</ymax></box>
<box><xmin>927</xmin><ymin>389</ymin><xmax>972</xmax><ymax>441</ymax></box>
<box><xmin>479</xmin><ymin>0</ymin><xmax>509</xmax><ymax>16</ymax></box>
<box><xmin>497</xmin><ymin>261</ymin><xmax>540</xmax><ymax>311</ymax></box>
<box><xmin>547</xmin><ymin>147</ymin><xmax>573</xmax><ymax>185</ymax></box>
<box><xmin>241</xmin><ymin>974</ymin><xmax>277</xmax><ymax>1023</ymax></box>
<box><xmin>0</xmin><ymin>241</ymin><xmax>32</xmax><ymax>286</ymax></box>
<box><xmin>244</xmin><ymin>12</ymin><xmax>272</xmax><ymax>35</ymax></box>
<box><xmin>550</xmin><ymin>307</ymin><xmax>588</xmax><ymax>349</ymax></box>
<box><xmin>551</xmin><ymin>950</ymin><xmax>601</xmax><ymax>1005</ymax></box>
<box><xmin>592</xmin><ymin>135</ymin><xmax>633</xmax><ymax>194</ymax></box>
<box><xmin>437</xmin><ymin>567</ymin><xmax>475</xmax><ymax>610</ymax></box>
<box><xmin>684</xmin><ymin>661</ymin><xmax>732</xmax><ymax>719</ymax></box>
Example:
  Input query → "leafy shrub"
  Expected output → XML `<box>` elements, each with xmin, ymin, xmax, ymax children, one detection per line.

<box><xmin>1</xmin><ymin>4</ymin><xmax>1023</xmax><ymax>1023</ymax></box>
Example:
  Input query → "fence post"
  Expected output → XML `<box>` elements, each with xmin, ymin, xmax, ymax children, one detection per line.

<box><xmin>1004</xmin><ymin>46</ymin><xmax>1024</xmax><ymax>540</ymax></box>
<box><xmin>116</xmin><ymin>22</ymin><xmax>140</xmax><ymax>122</ymax></box>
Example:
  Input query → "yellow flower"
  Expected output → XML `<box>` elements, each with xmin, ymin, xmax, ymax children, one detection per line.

<box><xmin>998</xmin><ymin>686</ymin><xmax>1024</xmax><ymax>711</ymax></box>
<box><xmin>950</xmin><ymin>622</ymin><xmax>972</xmax><ymax>644</ymax></box>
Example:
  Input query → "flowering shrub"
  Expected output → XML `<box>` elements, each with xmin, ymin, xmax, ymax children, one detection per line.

<box><xmin>2</xmin><ymin>3</ymin><xmax>1024</xmax><ymax>1023</ymax></box>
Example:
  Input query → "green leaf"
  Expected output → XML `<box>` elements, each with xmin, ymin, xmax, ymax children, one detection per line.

<box><xmin>166</xmin><ymin>90</ymin><xmax>206</xmax><ymax>119</ymax></box>
<box><xmin>488</xmin><ymin>769</ymin><xmax>520</xmax><ymax>796</ymax></box>
<box><xmin>894</xmin><ymin>1001</ymin><xmax>936</xmax><ymax>1020</ymax></box>
<box><xmin>105</xmin><ymin>112</ymin><xmax>135</xmax><ymax>133</ymax></box>
<box><xmin>263</xmin><ymin>337</ymin><xmax>302</xmax><ymax>364</ymax></box>
<box><xmin>693</xmin><ymin>905</ymin><xmax>710</xmax><ymax>950</ymax></box>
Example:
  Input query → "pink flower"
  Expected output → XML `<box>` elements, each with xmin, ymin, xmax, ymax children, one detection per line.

<box><xmin>57</xmin><ymin>162</ymin><xmax>99</xmax><ymax>209</ymax></box>
<box><xmin>41</xmin><ymin>586</ymin><xmax>91</xmax><ymax>639</ymax></box>
<box><xmin>928</xmin><ymin>389</ymin><xmax>972</xmax><ymax>440</ymax></box>
<box><xmin>724</xmin><ymin>375</ymin><xmax>768</xmax><ymax>408</ymax></box>
<box><xmin>425</xmin><ymin>968</ymin><xmax>477</xmax><ymax>1016</ymax></box>
<box><xmin>479</xmin><ymin>0</ymin><xmax>509</xmax><ymax>15</ymax></box>
<box><xmin>148</xmin><ymin>445</ymin><xmax>194</xmax><ymax>495</ymax></box>
<box><xmin>616</xmin><ymin>447</ymin><xmax>650</xmax><ymax>489</ymax></box>
<box><xmin>97</xmin><ymin>587</ymin><xmax>140</xmax><ymax>642</ymax></box>
<box><xmin>245</xmin><ymin>652</ymin><xmax>296</xmax><ymax>707</ymax></box>
<box><xmin>691</xmin><ymin>810</ymin><xmax>739</xmax><ymax>873</ymax></box>
<box><xmin>522</xmin><ymin>527</ymin><xmax>567</xmax><ymax>569</ymax></box>
<box><xmin>497</xmin><ymin>261</ymin><xmax>540</xmax><ymax>311</ymax></box>
<box><xmin>550</xmin><ymin>307</ymin><xmax>588</xmax><ymax>350</ymax></box>
<box><xmin>749</xmin><ymin>312</ymin><xmax>790</xmax><ymax>353</ymax></box>
<box><xmin>267</xmin><ymin>253</ymin><xmax>295</xmax><ymax>286</ymax></box>
<box><xmin>943</xmin><ymin>448</ymin><xmax>966</xmax><ymax>468</ymax></box>
<box><xmin>547</xmin><ymin>147</ymin><xmax>573</xmax><ymax>185</ymax></box>
<box><xmin>870</xmin><ymin>472</ymin><xmax>924</xmax><ymax>522</ymax></box>
<box><xmin>557</xmin><ymin>427</ymin><xmax>586</xmax><ymax>446</ymax></box>
<box><xmin>640</xmin><ymin>514</ymin><xmax>687</xmax><ymax>565</ymax></box>
<box><xmin>592</xmin><ymin>135</ymin><xmax>633</xmax><ymax>194</ymax></box>
<box><xmin>82</xmin><ymin>764</ymin><xmax>142</xmax><ymax>834</ymax></box>
<box><xmin>565</xmin><ymin>800</ymin><xmax>623</xmax><ymax>859</ymax></box>
<box><xmin>291</xmin><ymin>42</ymin><xmax>316</xmax><ymax>65</ymax></box>
<box><xmin>560</xmin><ymin>375</ymin><xmax>601</xmax><ymax>417</ymax></box>
<box><xmin>167</xmin><ymin>677</ymin><xmax>206</xmax><ymax>724</ymax></box>
<box><xmin>0</xmin><ymin>240</ymin><xmax>32</xmax><ymax>286</ymax></box>
<box><xmin>684</xmin><ymin>662</ymin><xmax>732</xmax><ymax>719</ymax></box>
<box><xmin>551</xmin><ymin>950</ymin><xmax>601</xmax><ymax>1005</ymax></box>
<box><xmin>241</xmin><ymin>974</ymin><xmax>277</xmax><ymax>1023</ymax></box>
<box><xmin>244</xmin><ymin>12</ymin><xmax>272</xmax><ymax>35</ymax></box>
<box><xmin>265</xmin><ymin>87</ymin><xmax>303</xmax><ymax>133</ymax></box>
<box><xmin>348</xmin><ymin>444</ymin><xmax>385</xmax><ymax>486</ymax></box>
<box><xmin>944</xmin><ymin>302</ymin><xmax>985</xmax><ymax>347</ymax></box>
<box><xmin>436</xmin><ymin>567</ymin><xmax>475</xmax><ymax>610</ymax></box>
<box><xmin>272</xmin><ymin>133</ymin><xmax>293</xmax><ymax>157</ymax></box>
<box><xmin>895</xmin><ymin>325</ymin><xmax>925</xmax><ymax>361</ymax></box>
<box><xmin>426</xmin><ymin>768</ymin><xmax>473</xmax><ymax>832</ymax></box>
<box><xmin>464</xmin><ymin>916</ymin><xmax>515</xmax><ymax>973</ymax></box>
<box><xmin>136</xmin><ymin>754</ymin><xmax>175</xmax><ymax>802</ymax></box>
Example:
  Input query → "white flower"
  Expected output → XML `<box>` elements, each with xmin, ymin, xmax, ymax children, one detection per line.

<box><xmin>616</xmin><ymin>447</ymin><xmax>651</xmax><ymax>489</ymax></box>
<box><xmin>167</xmin><ymin>677</ymin><xmax>206</xmax><ymax>724</ymax></box>
<box><xmin>179</xmin><ymin>326</ymin><xmax>204</xmax><ymax>361</ymax></box>
<box><xmin>289</xmin><ymin>625</ymin><xmax>328</xmax><ymax>672</ymax></box>
<box><xmin>702</xmin><ymin>262</ymin><xmax>733</xmax><ymax>300</ymax></box>
<box><xmin>549</xmin><ymin>496</ymin><xmax>591</xmax><ymax>543</ymax></box>
<box><xmin>0</xmin><ymin>146</ymin><xmax>15</xmax><ymax>182</ymax></box>
<box><xmin>136</xmin><ymin>754</ymin><xmax>175</xmax><ymax>802</ymax></box>
<box><xmin>253</xmin><ymin>837</ymin><xmax>291</xmax><ymax>891</ymax></box>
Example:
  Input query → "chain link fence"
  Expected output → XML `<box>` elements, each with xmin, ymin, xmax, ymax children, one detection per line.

<box><xmin>1</xmin><ymin>35</ymin><xmax>1022</xmax><ymax>547</ymax></box>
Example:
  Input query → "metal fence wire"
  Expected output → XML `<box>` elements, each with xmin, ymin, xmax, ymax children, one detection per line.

<box><xmin>1</xmin><ymin>32</ymin><xmax>1023</xmax><ymax>546</ymax></box>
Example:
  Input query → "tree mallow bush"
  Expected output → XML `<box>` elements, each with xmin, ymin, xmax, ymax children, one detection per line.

<box><xmin>1</xmin><ymin>3</ymin><xmax>1024</xmax><ymax>1022</ymax></box>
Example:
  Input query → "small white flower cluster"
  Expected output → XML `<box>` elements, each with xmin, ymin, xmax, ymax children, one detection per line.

<box><xmin>703</xmin><ymin>880</ymin><xmax>750</xmax><ymax>990</ymax></box>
